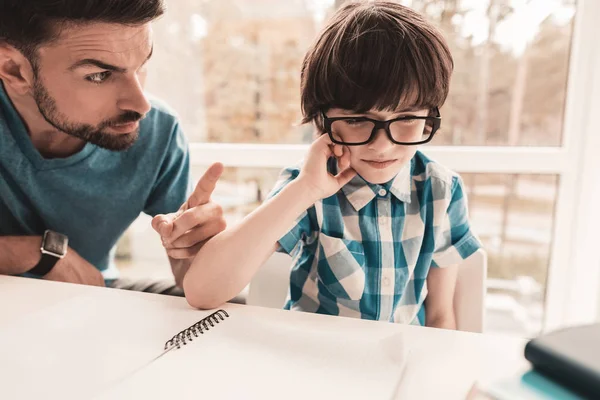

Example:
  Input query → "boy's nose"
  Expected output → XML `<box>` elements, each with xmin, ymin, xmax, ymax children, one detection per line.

<box><xmin>367</xmin><ymin>128</ymin><xmax>395</xmax><ymax>152</ymax></box>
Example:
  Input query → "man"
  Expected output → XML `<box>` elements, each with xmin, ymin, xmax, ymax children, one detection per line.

<box><xmin>0</xmin><ymin>0</ymin><xmax>225</xmax><ymax>296</ymax></box>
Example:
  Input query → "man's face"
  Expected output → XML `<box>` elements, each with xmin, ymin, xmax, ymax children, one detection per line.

<box><xmin>31</xmin><ymin>22</ymin><xmax>153</xmax><ymax>151</ymax></box>
<box><xmin>326</xmin><ymin>108</ymin><xmax>429</xmax><ymax>184</ymax></box>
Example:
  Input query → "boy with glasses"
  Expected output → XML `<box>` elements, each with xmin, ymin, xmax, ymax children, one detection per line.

<box><xmin>184</xmin><ymin>1</ymin><xmax>481</xmax><ymax>329</ymax></box>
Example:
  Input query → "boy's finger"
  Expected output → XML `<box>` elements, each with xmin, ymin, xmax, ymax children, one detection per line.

<box><xmin>314</xmin><ymin>136</ymin><xmax>334</xmax><ymax>157</ymax></box>
<box><xmin>187</xmin><ymin>162</ymin><xmax>224</xmax><ymax>208</ymax></box>
<box><xmin>338</xmin><ymin>155</ymin><xmax>349</xmax><ymax>171</ymax></box>
<box><xmin>308</xmin><ymin>134</ymin><xmax>336</xmax><ymax>164</ymax></box>
<box><xmin>314</xmin><ymin>132</ymin><xmax>332</xmax><ymax>147</ymax></box>
<box><xmin>337</xmin><ymin>146</ymin><xmax>351</xmax><ymax>170</ymax></box>
<box><xmin>332</xmin><ymin>144</ymin><xmax>343</xmax><ymax>158</ymax></box>
<box><xmin>335</xmin><ymin>168</ymin><xmax>357</xmax><ymax>187</ymax></box>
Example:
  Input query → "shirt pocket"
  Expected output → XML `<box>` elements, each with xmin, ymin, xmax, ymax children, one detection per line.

<box><xmin>317</xmin><ymin>233</ymin><xmax>366</xmax><ymax>301</ymax></box>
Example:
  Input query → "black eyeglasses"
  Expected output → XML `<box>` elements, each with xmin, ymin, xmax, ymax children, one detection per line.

<box><xmin>321</xmin><ymin>108</ymin><xmax>441</xmax><ymax>146</ymax></box>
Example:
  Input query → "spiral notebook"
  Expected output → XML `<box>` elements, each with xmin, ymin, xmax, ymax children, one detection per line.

<box><xmin>0</xmin><ymin>290</ymin><xmax>406</xmax><ymax>400</ymax></box>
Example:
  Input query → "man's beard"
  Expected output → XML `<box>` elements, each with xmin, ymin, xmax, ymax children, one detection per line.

<box><xmin>32</xmin><ymin>79</ymin><xmax>142</xmax><ymax>151</ymax></box>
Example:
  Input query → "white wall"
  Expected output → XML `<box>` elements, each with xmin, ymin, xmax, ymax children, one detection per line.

<box><xmin>597</xmin><ymin>270</ymin><xmax>600</xmax><ymax>321</ymax></box>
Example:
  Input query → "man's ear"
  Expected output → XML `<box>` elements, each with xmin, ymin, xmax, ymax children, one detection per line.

<box><xmin>0</xmin><ymin>45</ymin><xmax>36</xmax><ymax>95</ymax></box>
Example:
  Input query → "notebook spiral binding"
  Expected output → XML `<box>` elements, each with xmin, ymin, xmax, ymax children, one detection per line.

<box><xmin>164</xmin><ymin>309</ymin><xmax>229</xmax><ymax>351</ymax></box>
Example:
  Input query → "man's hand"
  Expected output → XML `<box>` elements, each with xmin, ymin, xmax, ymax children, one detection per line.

<box><xmin>297</xmin><ymin>134</ymin><xmax>356</xmax><ymax>201</ymax></box>
<box><xmin>44</xmin><ymin>248</ymin><xmax>105</xmax><ymax>287</ymax></box>
<box><xmin>152</xmin><ymin>162</ymin><xmax>227</xmax><ymax>260</ymax></box>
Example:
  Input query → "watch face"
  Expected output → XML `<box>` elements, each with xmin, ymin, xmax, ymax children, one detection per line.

<box><xmin>43</xmin><ymin>231</ymin><xmax>68</xmax><ymax>257</ymax></box>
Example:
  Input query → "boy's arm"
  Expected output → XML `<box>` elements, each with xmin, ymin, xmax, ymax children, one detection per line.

<box><xmin>183</xmin><ymin>180</ymin><xmax>314</xmax><ymax>309</ymax></box>
<box><xmin>424</xmin><ymin>264</ymin><xmax>458</xmax><ymax>330</ymax></box>
<box><xmin>183</xmin><ymin>135</ymin><xmax>356</xmax><ymax>309</ymax></box>
<box><xmin>427</xmin><ymin>174</ymin><xmax>482</xmax><ymax>330</ymax></box>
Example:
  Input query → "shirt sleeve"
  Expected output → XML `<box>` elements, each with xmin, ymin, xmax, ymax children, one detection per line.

<box><xmin>431</xmin><ymin>175</ymin><xmax>482</xmax><ymax>268</ymax></box>
<box><xmin>267</xmin><ymin>165</ymin><xmax>316</xmax><ymax>256</ymax></box>
<box><xmin>143</xmin><ymin>122</ymin><xmax>192</xmax><ymax>217</ymax></box>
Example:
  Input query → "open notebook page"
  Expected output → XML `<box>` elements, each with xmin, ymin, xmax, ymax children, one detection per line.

<box><xmin>96</xmin><ymin>306</ymin><xmax>407</xmax><ymax>400</ymax></box>
<box><xmin>0</xmin><ymin>290</ymin><xmax>210</xmax><ymax>400</ymax></box>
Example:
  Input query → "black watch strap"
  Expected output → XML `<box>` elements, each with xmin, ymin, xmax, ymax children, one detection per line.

<box><xmin>28</xmin><ymin>253</ymin><xmax>61</xmax><ymax>277</ymax></box>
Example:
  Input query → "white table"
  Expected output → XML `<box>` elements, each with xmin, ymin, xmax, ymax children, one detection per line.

<box><xmin>0</xmin><ymin>275</ymin><xmax>529</xmax><ymax>399</ymax></box>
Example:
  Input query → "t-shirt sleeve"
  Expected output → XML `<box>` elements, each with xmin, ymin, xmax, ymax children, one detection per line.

<box><xmin>143</xmin><ymin>122</ymin><xmax>192</xmax><ymax>216</ymax></box>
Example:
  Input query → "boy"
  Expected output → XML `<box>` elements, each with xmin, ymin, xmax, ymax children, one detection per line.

<box><xmin>182</xmin><ymin>1</ymin><xmax>481</xmax><ymax>329</ymax></box>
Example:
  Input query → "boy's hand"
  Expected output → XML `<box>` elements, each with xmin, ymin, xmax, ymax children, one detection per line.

<box><xmin>152</xmin><ymin>163</ymin><xmax>227</xmax><ymax>260</ymax></box>
<box><xmin>297</xmin><ymin>134</ymin><xmax>356</xmax><ymax>201</ymax></box>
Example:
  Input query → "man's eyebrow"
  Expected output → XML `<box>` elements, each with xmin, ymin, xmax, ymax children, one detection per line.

<box><xmin>69</xmin><ymin>59</ymin><xmax>126</xmax><ymax>72</ymax></box>
<box><xmin>69</xmin><ymin>46</ymin><xmax>154</xmax><ymax>72</ymax></box>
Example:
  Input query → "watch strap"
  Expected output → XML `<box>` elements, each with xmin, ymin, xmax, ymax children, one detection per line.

<box><xmin>28</xmin><ymin>253</ymin><xmax>61</xmax><ymax>277</ymax></box>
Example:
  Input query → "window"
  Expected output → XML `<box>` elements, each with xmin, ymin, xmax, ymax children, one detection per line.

<box><xmin>145</xmin><ymin>0</ymin><xmax>575</xmax><ymax>147</ymax></box>
<box><xmin>118</xmin><ymin>0</ymin><xmax>600</xmax><ymax>336</ymax></box>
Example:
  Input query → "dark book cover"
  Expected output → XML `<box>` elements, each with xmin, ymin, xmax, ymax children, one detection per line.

<box><xmin>524</xmin><ymin>324</ymin><xmax>600</xmax><ymax>399</ymax></box>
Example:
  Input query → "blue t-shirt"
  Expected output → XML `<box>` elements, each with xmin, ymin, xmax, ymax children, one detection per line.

<box><xmin>0</xmin><ymin>82</ymin><xmax>191</xmax><ymax>279</ymax></box>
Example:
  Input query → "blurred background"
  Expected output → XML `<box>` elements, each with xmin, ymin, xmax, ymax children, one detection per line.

<box><xmin>114</xmin><ymin>0</ymin><xmax>600</xmax><ymax>337</ymax></box>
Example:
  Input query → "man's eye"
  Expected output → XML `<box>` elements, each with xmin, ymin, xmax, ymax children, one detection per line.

<box><xmin>86</xmin><ymin>71</ymin><xmax>112</xmax><ymax>83</ymax></box>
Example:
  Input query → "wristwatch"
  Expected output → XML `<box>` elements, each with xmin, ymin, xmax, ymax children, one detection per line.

<box><xmin>28</xmin><ymin>230</ymin><xmax>69</xmax><ymax>277</ymax></box>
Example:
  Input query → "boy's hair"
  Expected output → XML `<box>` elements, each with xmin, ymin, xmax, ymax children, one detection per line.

<box><xmin>0</xmin><ymin>0</ymin><xmax>165</xmax><ymax>69</ymax></box>
<box><xmin>301</xmin><ymin>1</ymin><xmax>453</xmax><ymax>131</ymax></box>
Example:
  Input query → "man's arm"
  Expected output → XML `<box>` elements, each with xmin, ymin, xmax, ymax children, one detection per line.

<box><xmin>151</xmin><ymin>162</ymin><xmax>227</xmax><ymax>289</ymax></box>
<box><xmin>425</xmin><ymin>264</ymin><xmax>458</xmax><ymax>330</ymax></box>
<box><xmin>0</xmin><ymin>236</ymin><xmax>44</xmax><ymax>274</ymax></box>
<box><xmin>169</xmin><ymin>257</ymin><xmax>190</xmax><ymax>288</ymax></box>
<box><xmin>0</xmin><ymin>236</ymin><xmax>105</xmax><ymax>286</ymax></box>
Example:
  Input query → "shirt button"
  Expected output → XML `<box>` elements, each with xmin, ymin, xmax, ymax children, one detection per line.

<box><xmin>378</xmin><ymin>189</ymin><xmax>387</xmax><ymax>196</ymax></box>
<box><xmin>383</xmin><ymin>277</ymin><xmax>391</xmax><ymax>286</ymax></box>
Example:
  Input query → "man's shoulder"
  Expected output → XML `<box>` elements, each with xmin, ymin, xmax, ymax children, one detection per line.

<box><xmin>412</xmin><ymin>151</ymin><xmax>461</xmax><ymax>188</ymax></box>
<box><xmin>135</xmin><ymin>93</ymin><xmax>186</xmax><ymax>151</ymax></box>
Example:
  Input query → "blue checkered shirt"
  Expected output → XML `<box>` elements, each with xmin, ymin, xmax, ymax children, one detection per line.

<box><xmin>269</xmin><ymin>151</ymin><xmax>482</xmax><ymax>325</ymax></box>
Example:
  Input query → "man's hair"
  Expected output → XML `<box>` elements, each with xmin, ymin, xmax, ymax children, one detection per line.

<box><xmin>0</xmin><ymin>0</ymin><xmax>165</xmax><ymax>66</ymax></box>
<box><xmin>301</xmin><ymin>1</ymin><xmax>453</xmax><ymax>131</ymax></box>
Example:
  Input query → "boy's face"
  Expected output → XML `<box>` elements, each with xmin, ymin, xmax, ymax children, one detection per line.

<box><xmin>326</xmin><ymin>108</ymin><xmax>429</xmax><ymax>184</ymax></box>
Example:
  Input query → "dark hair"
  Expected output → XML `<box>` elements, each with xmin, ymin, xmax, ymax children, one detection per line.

<box><xmin>0</xmin><ymin>0</ymin><xmax>165</xmax><ymax>64</ymax></box>
<box><xmin>301</xmin><ymin>1</ymin><xmax>453</xmax><ymax>131</ymax></box>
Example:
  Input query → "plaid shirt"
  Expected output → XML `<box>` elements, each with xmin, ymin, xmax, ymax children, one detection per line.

<box><xmin>269</xmin><ymin>151</ymin><xmax>482</xmax><ymax>325</ymax></box>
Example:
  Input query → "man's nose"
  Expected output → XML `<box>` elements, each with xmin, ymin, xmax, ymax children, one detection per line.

<box><xmin>117</xmin><ymin>76</ymin><xmax>151</xmax><ymax>117</ymax></box>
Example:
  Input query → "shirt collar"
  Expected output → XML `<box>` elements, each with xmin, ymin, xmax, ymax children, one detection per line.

<box><xmin>341</xmin><ymin>162</ymin><xmax>412</xmax><ymax>211</ymax></box>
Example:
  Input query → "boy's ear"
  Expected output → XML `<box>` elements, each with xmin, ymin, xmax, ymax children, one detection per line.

<box><xmin>0</xmin><ymin>45</ymin><xmax>36</xmax><ymax>95</ymax></box>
